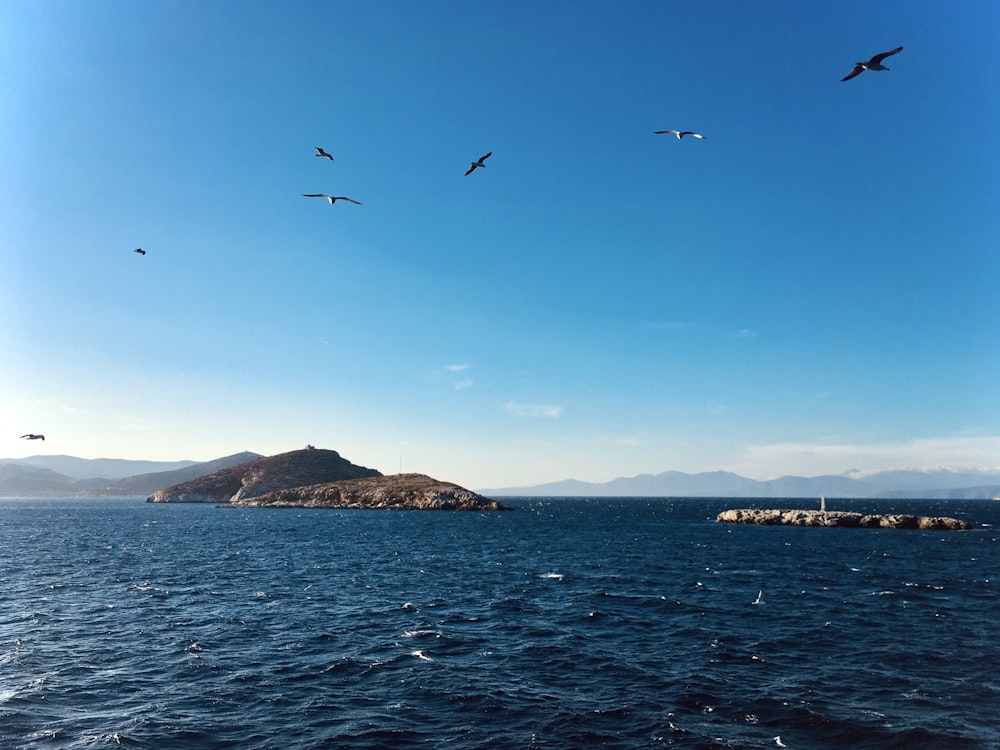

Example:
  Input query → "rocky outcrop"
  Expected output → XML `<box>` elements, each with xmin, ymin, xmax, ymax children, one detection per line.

<box><xmin>229</xmin><ymin>473</ymin><xmax>511</xmax><ymax>511</ymax></box>
<box><xmin>146</xmin><ymin>447</ymin><xmax>380</xmax><ymax>503</ymax></box>
<box><xmin>717</xmin><ymin>508</ymin><xmax>971</xmax><ymax>530</ymax></box>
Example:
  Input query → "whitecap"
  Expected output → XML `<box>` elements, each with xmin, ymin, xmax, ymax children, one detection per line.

<box><xmin>411</xmin><ymin>650</ymin><xmax>432</xmax><ymax>661</ymax></box>
<box><xmin>539</xmin><ymin>573</ymin><xmax>564</xmax><ymax>580</ymax></box>
<box><xmin>400</xmin><ymin>629</ymin><xmax>440</xmax><ymax>639</ymax></box>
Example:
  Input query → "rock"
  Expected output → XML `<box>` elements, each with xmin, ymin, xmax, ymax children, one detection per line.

<box><xmin>716</xmin><ymin>508</ymin><xmax>971</xmax><ymax>530</ymax></box>
<box><xmin>146</xmin><ymin>448</ymin><xmax>380</xmax><ymax>503</ymax></box>
<box><xmin>229</xmin><ymin>473</ymin><xmax>511</xmax><ymax>511</ymax></box>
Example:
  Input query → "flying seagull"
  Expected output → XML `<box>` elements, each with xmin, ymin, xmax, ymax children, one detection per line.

<box><xmin>752</xmin><ymin>588</ymin><xmax>764</xmax><ymax>605</ymax></box>
<box><xmin>841</xmin><ymin>46</ymin><xmax>903</xmax><ymax>81</ymax></box>
<box><xmin>133</xmin><ymin>248</ymin><xmax>146</xmax><ymax>255</ymax></box>
<box><xmin>303</xmin><ymin>194</ymin><xmax>362</xmax><ymax>205</ymax></box>
<box><xmin>20</xmin><ymin>434</ymin><xmax>45</xmax><ymax>441</ymax></box>
<box><xmin>314</xmin><ymin>147</ymin><xmax>334</xmax><ymax>161</ymax></box>
<box><xmin>465</xmin><ymin>152</ymin><xmax>492</xmax><ymax>176</ymax></box>
<box><xmin>654</xmin><ymin>129</ymin><xmax>706</xmax><ymax>140</ymax></box>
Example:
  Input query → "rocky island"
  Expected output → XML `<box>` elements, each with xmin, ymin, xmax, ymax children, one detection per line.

<box><xmin>717</xmin><ymin>508</ymin><xmax>971</xmax><ymax>530</ymax></box>
<box><xmin>229</xmin><ymin>472</ymin><xmax>511</xmax><ymax>511</ymax></box>
<box><xmin>147</xmin><ymin>447</ymin><xmax>381</xmax><ymax>503</ymax></box>
<box><xmin>146</xmin><ymin>446</ymin><xmax>509</xmax><ymax>511</ymax></box>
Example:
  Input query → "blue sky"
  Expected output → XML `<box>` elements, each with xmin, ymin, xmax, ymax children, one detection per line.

<box><xmin>3</xmin><ymin>1</ymin><xmax>998</xmax><ymax>489</ymax></box>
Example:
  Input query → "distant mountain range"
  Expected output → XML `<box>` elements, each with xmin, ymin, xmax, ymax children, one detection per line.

<box><xmin>0</xmin><ymin>453</ymin><xmax>262</xmax><ymax>497</ymax></box>
<box><xmin>3</xmin><ymin>454</ymin><xmax>999</xmax><ymax>500</ymax></box>
<box><xmin>478</xmin><ymin>469</ymin><xmax>1000</xmax><ymax>499</ymax></box>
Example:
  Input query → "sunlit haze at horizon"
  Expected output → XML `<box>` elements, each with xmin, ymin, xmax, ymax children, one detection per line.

<box><xmin>3</xmin><ymin>1</ymin><xmax>998</xmax><ymax>488</ymax></box>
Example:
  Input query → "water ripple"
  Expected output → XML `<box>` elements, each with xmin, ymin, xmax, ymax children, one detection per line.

<box><xmin>1</xmin><ymin>497</ymin><xmax>997</xmax><ymax>749</ymax></box>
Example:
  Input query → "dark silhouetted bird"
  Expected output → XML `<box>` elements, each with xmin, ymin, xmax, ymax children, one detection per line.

<box><xmin>842</xmin><ymin>46</ymin><xmax>903</xmax><ymax>81</ymax></box>
<box><xmin>654</xmin><ymin>129</ymin><xmax>706</xmax><ymax>140</ymax></box>
<box><xmin>465</xmin><ymin>152</ymin><xmax>492</xmax><ymax>176</ymax></box>
<box><xmin>20</xmin><ymin>434</ymin><xmax>45</xmax><ymax>441</ymax></box>
<box><xmin>303</xmin><ymin>194</ymin><xmax>362</xmax><ymax>205</ymax></box>
<box><xmin>134</xmin><ymin>248</ymin><xmax>146</xmax><ymax>255</ymax></box>
<box><xmin>314</xmin><ymin>147</ymin><xmax>334</xmax><ymax>161</ymax></box>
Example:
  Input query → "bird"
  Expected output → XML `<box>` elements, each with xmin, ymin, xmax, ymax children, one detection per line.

<box><xmin>841</xmin><ymin>46</ymin><xmax>903</xmax><ymax>81</ymax></box>
<box><xmin>465</xmin><ymin>152</ymin><xmax>492</xmax><ymax>176</ymax></box>
<box><xmin>654</xmin><ymin>129</ymin><xmax>706</xmax><ymax>140</ymax></box>
<box><xmin>303</xmin><ymin>194</ymin><xmax>362</xmax><ymax>205</ymax></box>
<box><xmin>314</xmin><ymin>147</ymin><xmax>334</xmax><ymax>161</ymax></box>
<box><xmin>752</xmin><ymin>588</ymin><xmax>764</xmax><ymax>605</ymax></box>
<box><xmin>133</xmin><ymin>248</ymin><xmax>146</xmax><ymax>255</ymax></box>
<box><xmin>20</xmin><ymin>434</ymin><xmax>45</xmax><ymax>441</ymax></box>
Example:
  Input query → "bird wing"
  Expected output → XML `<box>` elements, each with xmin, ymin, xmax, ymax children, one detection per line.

<box><xmin>335</xmin><ymin>197</ymin><xmax>362</xmax><ymax>205</ymax></box>
<box><xmin>841</xmin><ymin>64</ymin><xmax>864</xmax><ymax>81</ymax></box>
<box><xmin>480</xmin><ymin>152</ymin><xmax>492</xmax><ymax>161</ymax></box>
<box><xmin>303</xmin><ymin>194</ymin><xmax>331</xmax><ymax>198</ymax></box>
<box><xmin>654</xmin><ymin>130</ymin><xmax>680</xmax><ymax>135</ymax></box>
<box><xmin>464</xmin><ymin>165</ymin><xmax>476</xmax><ymax>176</ymax></box>
<box><xmin>870</xmin><ymin>46</ymin><xmax>903</xmax><ymax>64</ymax></box>
<box><xmin>683</xmin><ymin>132</ymin><xmax>706</xmax><ymax>139</ymax></box>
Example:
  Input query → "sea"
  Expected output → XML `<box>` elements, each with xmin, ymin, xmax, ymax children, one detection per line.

<box><xmin>1</xmin><ymin>497</ymin><xmax>997</xmax><ymax>750</ymax></box>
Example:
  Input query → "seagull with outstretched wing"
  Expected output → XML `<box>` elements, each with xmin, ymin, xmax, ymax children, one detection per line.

<box><xmin>465</xmin><ymin>152</ymin><xmax>492</xmax><ymax>176</ymax></box>
<box><xmin>303</xmin><ymin>194</ymin><xmax>362</xmax><ymax>205</ymax></box>
<box><xmin>842</xmin><ymin>46</ymin><xmax>903</xmax><ymax>81</ymax></box>
<box><xmin>314</xmin><ymin>147</ymin><xmax>335</xmax><ymax>161</ymax></box>
<box><xmin>654</xmin><ymin>129</ymin><xmax>706</xmax><ymax>140</ymax></box>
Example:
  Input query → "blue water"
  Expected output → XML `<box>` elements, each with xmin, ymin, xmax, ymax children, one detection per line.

<box><xmin>1</xmin><ymin>497</ymin><xmax>997</xmax><ymax>749</ymax></box>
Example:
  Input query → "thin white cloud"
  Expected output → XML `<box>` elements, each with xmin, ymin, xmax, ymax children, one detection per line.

<box><xmin>615</xmin><ymin>436</ymin><xmax>642</xmax><ymax>447</ymax></box>
<box><xmin>445</xmin><ymin>364</ymin><xmax>469</xmax><ymax>372</ymax></box>
<box><xmin>649</xmin><ymin>320</ymin><xmax>695</xmax><ymax>332</ymax></box>
<box><xmin>705</xmin><ymin>401</ymin><xmax>728</xmax><ymax>415</ymax></box>
<box><xmin>505</xmin><ymin>401</ymin><xmax>563</xmax><ymax>418</ymax></box>
<box><xmin>730</xmin><ymin>435</ymin><xmax>1000</xmax><ymax>479</ymax></box>
<box><xmin>118</xmin><ymin>419</ymin><xmax>156</xmax><ymax>432</ymax></box>
<box><xmin>736</xmin><ymin>328</ymin><xmax>756</xmax><ymax>339</ymax></box>
<box><xmin>454</xmin><ymin>379</ymin><xmax>474</xmax><ymax>390</ymax></box>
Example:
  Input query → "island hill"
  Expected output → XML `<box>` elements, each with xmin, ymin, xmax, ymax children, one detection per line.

<box><xmin>146</xmin><ymin>447</ymin><xmax>510</xmax><ymax>511</ymax></box>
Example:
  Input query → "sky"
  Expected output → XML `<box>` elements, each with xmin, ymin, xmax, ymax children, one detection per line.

<box><xmin>2</xmin><ymin>1</ymin><xmax>999</xmax><ymax>489</ymax></box>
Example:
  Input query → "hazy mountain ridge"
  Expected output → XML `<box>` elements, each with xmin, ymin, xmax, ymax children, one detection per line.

<box><xmin>3</xmin><ymin>455</ymin><xmax>999</xmax><ymax>499</ymax></box>
<box><xmin>479</xmin><ymin>468</ymin><xmax>1000</xmax><ymax>499</ymax></box>
<box><xmin>0</xmin><ymin>452</ymin><xmax>262</xmax><ymax>497</ymax></box>
<box><xmin>0</xmin><ymin>455</ymin><xmax>200</xmax><ymax>480</ymax></box>
<box><xmin>97</xmin><ymin>452</ymin><xmax>263</xmax><ymax>496</ymax></box>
